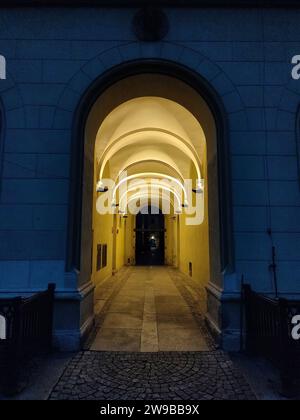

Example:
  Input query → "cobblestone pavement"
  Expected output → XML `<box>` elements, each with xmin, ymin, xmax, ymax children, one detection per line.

<box><xmin>49</xmin><ymin>351</ymin><xmax>256</xmax><ymax>400</ymax></box>
<box><xmin>49</xmin><ymin>268</ymin><xmax>256</xmax><ymax>400</ymax></box>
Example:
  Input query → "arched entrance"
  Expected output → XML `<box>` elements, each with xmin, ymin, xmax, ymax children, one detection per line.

<box><xmin>67</xmin><ymin>61</ymin><xmax>234</xmax><ymax>349</ymax></box>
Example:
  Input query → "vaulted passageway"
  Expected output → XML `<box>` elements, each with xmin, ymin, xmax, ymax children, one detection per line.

<box><xmin>77</xmin><ymin>70</ymin><xmax>227</xmax><ymax>351</ymax></box>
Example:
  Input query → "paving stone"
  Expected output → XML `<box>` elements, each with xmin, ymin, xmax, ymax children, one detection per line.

<box><xmin>49</xmin><ymin>350</ymin><xmax>255</xmax><ymax>401</ymax></box>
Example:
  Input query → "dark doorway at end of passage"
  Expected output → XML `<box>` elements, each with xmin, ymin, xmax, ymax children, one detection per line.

<box><xmin>135</xmin><ymin>208</ymin><xmax>165</xmax><ymax>266</ymax></box>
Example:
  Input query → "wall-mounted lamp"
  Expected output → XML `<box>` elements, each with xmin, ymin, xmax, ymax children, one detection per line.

<box><xmin>96</xmin><ymin>180</ymin><xmax>108</xmax><ymax>193</ymax></box>
<box><xmin>111</xmin><ymin>199</ymin><xmax>119</xmax><ymax>208</ymax></box>
<box><xmin>192</xmin><ymin>179</ymin><xmax>204</xmax><ymax>194</ymax></box>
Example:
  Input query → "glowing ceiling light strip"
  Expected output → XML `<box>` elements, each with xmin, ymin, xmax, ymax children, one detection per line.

<box><xmin>98</xmin><ymin>129</ymin><xmax>202</xmax><ymax>181</ymax></box>
<box><xmin>112</xmin><ymin>172</ymin><xmax>188</xmax><ymax>202</ymax></box>
<box><xmin>119</xmin><ymin>184</ymin><xmax>183</xmax><ymax>211</ymax></box>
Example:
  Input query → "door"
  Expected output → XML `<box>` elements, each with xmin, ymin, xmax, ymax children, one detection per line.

<box><xmin>135</xmin><ymin>209</ymin><xmax>165</xmax><ymax>266</ymax></box>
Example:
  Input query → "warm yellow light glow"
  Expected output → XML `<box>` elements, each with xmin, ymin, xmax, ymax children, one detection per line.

<box><xmin>119</xmin><ymin>183</ymin><xmax>183</xmax><ymax>212</ymax></box>
<box><xmin>112</xmin><ymin>173</ymin><xmax>188</xmax><ymax>202</ymax></box>
<box><xmin>98</xmin><ymin>129</ymin><xmax>202</xmax><ymax>181</ymax></box>
<box><xmin>124</xmin><ymin>192</ymin><xmax>181</xmax><ymax>214</ymax></box>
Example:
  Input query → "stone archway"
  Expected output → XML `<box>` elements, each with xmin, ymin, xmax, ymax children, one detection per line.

<box><xmin>67</xmin><ymin>61</ymin><xmax>233</xmax><ymax>272</ymax></box>
<box><xmin>67</xmin><ymin>60</ymin><xmax>234</xmax><ymax>347</ymax></box>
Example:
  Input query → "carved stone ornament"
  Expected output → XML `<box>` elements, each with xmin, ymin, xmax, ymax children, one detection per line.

<box><xmin>132</xmin><ymin>7</ymin><xmax>169</xmax><ymax>42</ymax></box>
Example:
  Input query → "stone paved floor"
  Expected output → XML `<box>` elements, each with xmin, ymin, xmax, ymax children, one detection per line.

<box><xmin>49</xmin><ymin>267</ymin><xmax>256</xmax><ymax>400</ymax></box>
<box><xmin>49</xmin><ymin>351</ymin><xmax>255</xmax><ymax>400</ymax></box>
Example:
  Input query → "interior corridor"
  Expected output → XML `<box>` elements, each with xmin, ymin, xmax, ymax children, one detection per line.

<box><xmin>90</xmin><ymin>266</ymin><xmax>209</xmax><ymax>352</ymax></box>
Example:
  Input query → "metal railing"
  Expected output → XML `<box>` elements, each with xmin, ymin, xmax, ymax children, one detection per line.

<box><xmin>0</xmin><ymin>284</ymin><xmax>55</xmax><ymax>395</ymax></box>
<box><xmin>243</xmin><ymin>285</ymin><xmax>300</xmax><ymax>397</ymax></box>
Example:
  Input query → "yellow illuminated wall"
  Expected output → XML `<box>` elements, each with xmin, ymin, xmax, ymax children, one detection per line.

<box><xmin>178</xmin><ymin>153</ymin><xmax>210</xmax><ymax>292</ymax></box>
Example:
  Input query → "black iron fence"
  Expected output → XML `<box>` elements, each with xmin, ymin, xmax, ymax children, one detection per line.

<box><xmin>243</xmin><ymin>284</ymin><xmax>300</xmax><ymax>397</ymax></box>
<box><xmin>0</xmin><ymin>284</ymin><xmax>55</xmax><ymax>396</ymax></box>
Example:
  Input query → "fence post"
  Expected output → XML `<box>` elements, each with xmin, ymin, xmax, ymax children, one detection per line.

<box><xmin>47</xmin><ymin>283</ymin><xmax>56</xmax><ymax>350</ymax></box>
<box><xmin>3</xmin><ymin>297</ymin><xmax>23</xmax><ymax>396</ymax></box>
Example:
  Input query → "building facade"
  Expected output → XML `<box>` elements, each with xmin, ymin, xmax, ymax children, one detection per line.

<box><xmin>0</xmin><ymin>2</ymin><xmax>300</xmax><ymax>351</ymax></box>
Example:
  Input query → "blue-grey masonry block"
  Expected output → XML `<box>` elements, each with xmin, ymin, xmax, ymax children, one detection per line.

<box><xmin>70</xmin><ymin>40</ymin><xmax>119</xmax><ymax>60</ymax></box>
<box><xmin>53</xmin><ymin>109</ymin><xmax>73</xmax><ymax>129</ymax></box>
<box><xmin>20</xmin><ymin>8</ymin><xmax>133</xmax><ymax>41</ymax></box>
<box><xmin>179</xmin><ymin>48</ymin><xmax>203</xmax><ymax>71</ymax></box>
<box><xmin>0</xmin><ymin>40</ymin><xmax>17</xmax><ymax>59</ymax></box>
<box><xmin>264</xmin><ymin>108</ymin><xmax>278</xmax><ymax>131</ymax></box>
<box><xmin>228</xmin><ymin>111</ymin><xmax>248</xmax><ymax>131</ymax></box>
<box><xmin>271</xmin><ymin>207</ymin><xmax>300</xmax><ymax>232</ymax></box>
<box><xmin>267</xmin><ymin>132</ymin><xmax>296</xmax><ymax>155</ymax></box>
<box><xmin>1</xmin><ymin>88</ymin><xmax>23</xmax><ymax>110</ymax></box>
<box><xmin>16</xmin><ymin>40</ymin><xmax>72</xmax><ymax>60</ymax></box>
<box><xmin>264</xmin><ymin>62</ymin><xmax>290</xmax><ymax>85</ymax></box>
<box><xmin>236</xmin><ymin>260</ymin><xmax>274</xmax><ymax>293</ymax></box>
<box><xmin>286</xmin><ymin>11</ymin><xmax>300</xmax><ymax>41</ymax></box>
<box><xmin>276</xmin><ymin>110</ymin><xmax>296</xmax><ymax>131</ymax></box>
<box><xmin>229</xmin><ymin>10</ymin><xmax>262</xmax><ymax>41</ymax></box>
<box><xmin>230</xmin><ymin>131</ymin><xmax>266</xmax><ymax>155</ymax></box>
<box><xmin>167</xmin><ymin>9</ymin><xmax>231</xmax><ymax>41</ymax></box>
<box><xmin>0</xmin><ymin>261</ymin><xmax>30</xmax><ymax>290</ymax></box>
<box><xmin>232</xmin><ymin>156</ymin><xmax>265</xmax><ymax>180</ymax></box>
<box><xmin>29</xmin><ymin>260</ymin><xmax>65</xmax><ymax>289</ymax></box>
<box><xmin>195</xmin><ymin>58</ymin><xmax>220</xmax><ymax>82</ymax></box>
<box><xmin>246</xmin><ymin>108</ymin><xmax>265</xmax><ymax>131</ymax></box>
<box><xmin>99</xmin><ymin>47</ymin><xmax>123</xmax><ymax>70</ymax></box>
<box><xmin>81</xmin><ymin>56</ymin><xmax>105</xmax><ymax>80</ymax></box>
<box><xmin>262</xmin><ymin>11</ymin><xmax>289</xmax><ymax>41</ymax></box>
<box><xmin>287</xmin><ymin>45</ymin><xmax>300</xmax><ymax>73</ymax></box>
<box><xmin>159</xmin><ymin>43</ymin><xmax>184</xmax><ymax>64</ymax></box>
<box><xmin>264</xmin><ymin>42</ymin><xmax>286</xmax><ymax>62</ymax></box>
<box><xmin>68</xmin><ymin>70</ymin><xmax>92</xmax><ymax>94</ymax></box>
<box><xmin>2</xmin><ymin>153</ymin><xmax>36</xmax><ymax>178</ymax></box>
<box><xmin>37</xmin><ymin>155</ymin><xmax>70</xmax><ymax>179</ymax></box>
<box><xmin>237</xmin><ymin>86</ymin><xmax>264</xmax><ymax>107</ymax></box>
<box><xmin>232</xmin><ymin>42</ymin><xmax>263</xmax><ymax>61</ymax></box>
<box><xmin>6</xmin><ymin>108</ymin><xmax>26</xmax><ymax>129</ymax></box>
<box><xmin>0</xmin><ymin>230</ymin><xmax>66</xmax><ymax>260</ymax></box>
<box><xmin>140</xmin><ymin>43</ymin><xmax>163</xmax><ymax>60</ymax></box>
<box><xmin>233</xmin><ymin>181</ymin><xmax>269</xmax><ymax>206</ymax></box>
<box><xmin>19</xmin><ymin>84</ymin><xmax>64</xmax><ymax>106</ymax></box>
<box><xmin>1</xmin><ymin>179</ymin><xmax>69</xmax><ymax>204</ymax></box>
<box><xmin>222</xmin><ymin>92</ymin><xmax>243</xmax><ymax>114</ymax></box>
<box><xmin>279</xmin><ymin>89</ymin><xmax>300</xmax><ymax>112</ymax></box>
<box><xmin>235</xmin><ymin>233</ymin><xmax>271</xmax><ymax>260</ymax></box>
<box><xmin>233</xmin><ymin>206</ymin><xmax>268</xmax><ymax>232</ymax></box>
<box><xmin>273</xmin><ymin>233</ymin><xmax>300</xmax><ymax>260</ymax></box>
<box><xmin>210</xmin><ymin>73</ymin><xmax>233</xmax><ymax>96</ymax></box>
<box><xmin>218</xmin><ymin>62</ymin><xmax>264</xmax><ymax>85</ymax></box>
<box><xmin>39</xmin><ymin>106</ymin><xmax>56</xmax><ymax>129</ymax></box>
<box><xmin>270</xmin><ymin>181</ymin><xmax>300</xmax><ymax>206</ymax></box>
<box><xmin>188</xmin><ymin>42</ymin><xmax>232</xmax><ymax>62</ymax></box>
<box><xmin>277</xmin><ymin>262</ymin><xmax>300</xmax><ymax>293</ymax></box>
<box><xmin>264</xmin><ymin>86</ymin><xmax>284</xmax><ymax>108</ymax></box>
<box><xmin>33</xmin><ymin>205</ymin><xmax>67</xmax><ymax>230</ymax></box>
<box><xmin>58</xmin><ymin>88</ymin><xmax>81</xmax><ymax>112</ymax></box>
<box><xmin>10</xmin><ymin>59</ymin><xmax>42</xmax><ymax>83</ymax></box>
<box><xmin>5</xmin><ymin>129</ymin><xmax>71</xmax><ymax>153</ymax></box>
<box><xmin>0</xmin><ymin>205</ymin><xmax>33</xmax><ymax>230</ymax></box>
<box><xmin>268</xmin><ymin>156</ymin><xmax>298</xmax><ymax>180</ymax></box>
<box><xmin>24</xmin><ymin>106</ymin><xmax>40</xmax><ymax>129</ymax></box>
<box><xmin>43</xmin><ymin>60</ymin><xmax>84</xmax><ymax>84</ymax></box>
